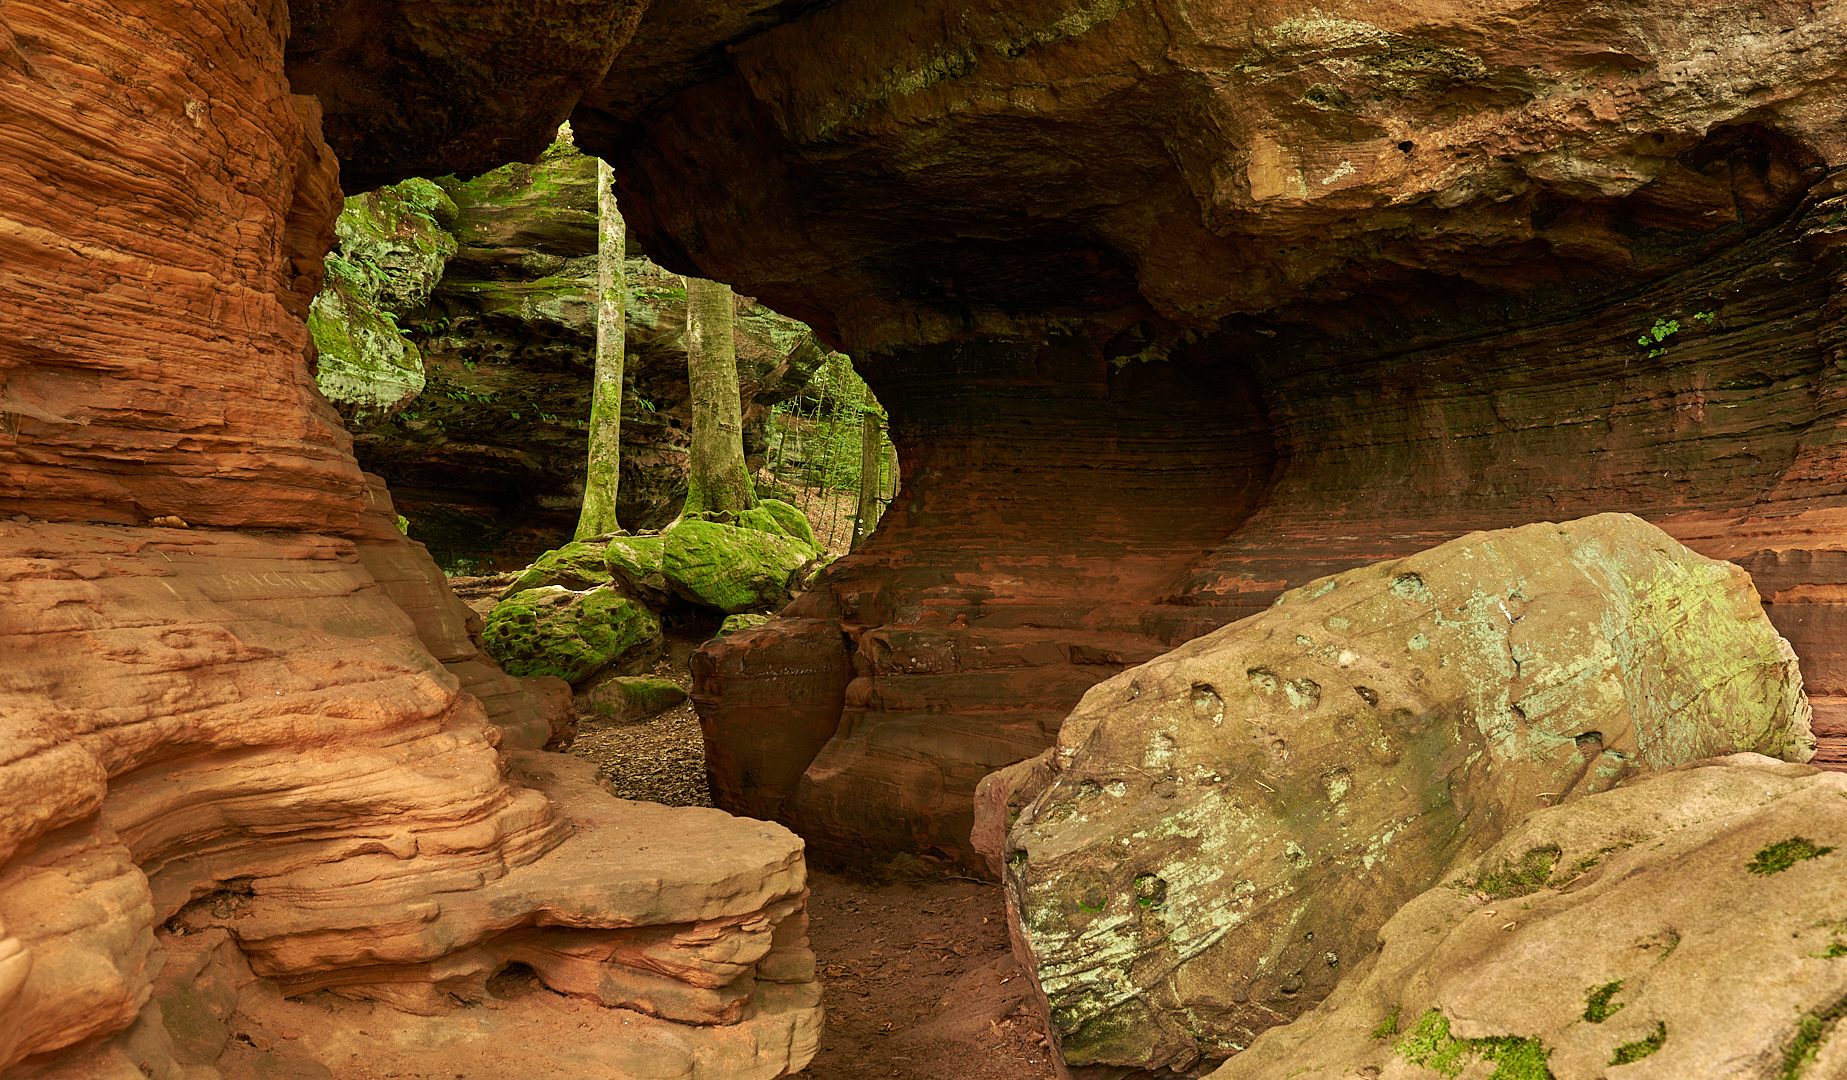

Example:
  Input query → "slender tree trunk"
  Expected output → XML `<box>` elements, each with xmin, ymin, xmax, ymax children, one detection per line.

<box><xmin>574</xmin><ymin>158</ymin><xmax>626</xmax><ymax>540</ymax></box>
<box><xmin>850</xmin><ymin>385</ymin><xmax>883</xmax><ymax>550</ymax></box>
<box><xmin>682</xmin><ymin>275</ymin><xmax>754</xmax><ymax>518</ymax></box>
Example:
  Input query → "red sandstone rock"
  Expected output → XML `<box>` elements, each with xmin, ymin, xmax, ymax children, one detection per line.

<box><xmin>11</xmin><ymin>0</ymin><xmax>1847</xmax><ymax>1074</ymax></box>
<box><xmin>656</xmin><ymin>1</ymin><xmax>1847</xmax><ymax>865</ymax></box>
<box><xmin>287</xmin><ymin>0</ymin><xmax>650</xmax><ymax>191</ymax></box>
<box><xmin>0</xmin><ymin>520</ymin><xmax>820</xmax><ymax>1076</ymax></box>
<box><xmin>692</xmin><ymin>618</ymin><xmax>855</xmax><ymax>821</ymax></box>
<box><xmin>0</xmin><ymin>5</ymin><xmax>822</xmax><ymax>1074</ymax></box>
<box><xmin>0</xmin><ymin>0</ymin><xmax>360</xmax><ymax>533</ymax></box>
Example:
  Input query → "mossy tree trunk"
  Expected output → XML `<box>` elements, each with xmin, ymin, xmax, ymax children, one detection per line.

<box><xmin>574</xmin><ymin>157</ymin><xmax>626</xmax><ymax>540</ymax></box>
<box><xmin>683</xmin><ymin>275</ymin><xmax>755</xmax><ymax>518</ymax></box>
<box><xmin>850</xmin><ymin>385</ymin><xmax>883</xmax><ymax>550</ymax></box>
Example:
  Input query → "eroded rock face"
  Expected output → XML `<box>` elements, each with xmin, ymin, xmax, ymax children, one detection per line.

<box><xmin>694</xmin><ymin>334</ymin><xmax>1273</xmax><ymax>867</ymax></box>
<box><xmin>285</xmin><ymin>0</ymin><xmax>648</xmax><ymax>189</ymax></box>
<box><xmin>0</xmin><ymin>519</ymin><xmax>819</xmax><ymax>1078</ymax></box>
<box><xmin>0</xmin><ymin>4</ymin><xmax>822</xmax><ymax>1076</ymax></box>
<box><xmin>1207</xmin><ymin>754</ymin><xmax>1847</xmax><ymax>1080</ymax></box>
<box><xmin>998</xmin><ymin>515</ymin><xmax>1812</xmax><ymax>1076</ymax></box>
<box><xmin>673</xmin><ymin>0</ymin><xmax>1847</xmax><ymax>863</ymax></box>
<box><xmin>586</xmin><ymin>0</ymin><xmax>1847</xmax><ymax>349</ymax></box>
<box><xmin>0</xmin><ymin>0</ymin><xmax>353</xmax><ymax>532</ymax></box>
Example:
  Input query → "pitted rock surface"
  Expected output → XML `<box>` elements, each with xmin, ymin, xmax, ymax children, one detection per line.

<box><xmin>1207</xmin><ymin>754</ymin><xmax>1847</xmax><ymax>1080</ymax></box>
<box><xmin>1001</xmin><ymin>514</ymin><xmax>1812</xmax><ymax>1075</ymax></box>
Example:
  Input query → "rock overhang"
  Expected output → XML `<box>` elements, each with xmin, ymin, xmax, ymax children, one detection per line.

<box><xmin>291</xmin><ymin>0</ymin><xmax>1846</xmax><ymax>363</ymax></box>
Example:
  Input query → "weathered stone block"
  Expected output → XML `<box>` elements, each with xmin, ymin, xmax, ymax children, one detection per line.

<box><xmin>1208</xmin><ymin>754</ymin><xmax>1847</xmax><ymax>1080</ymax></box>
<box><xmin>1004</xmin><ymin>514</ymin><xmax>1813</xmax><ymax>1075</ymax></box>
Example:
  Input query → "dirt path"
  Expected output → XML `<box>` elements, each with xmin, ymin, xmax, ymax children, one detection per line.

<box><xmin>557</xmin><ymin>632</ymin><xmax>1055</xmax><ymax>1079</ymax></box>
<box><xmin>454</xmin><ymin>533</ymin><xmax>1060</xmax><ymax>1079</ymax></box>
<box><xmin>800</xmin><ymin>870</ymin><xmax>1057</xmax><ymax>1080</ymax></box>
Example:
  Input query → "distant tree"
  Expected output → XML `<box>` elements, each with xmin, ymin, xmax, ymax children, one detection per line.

<box><xmin>850</xmin><ymin>384</ymin><xmax>884</xmax><ymax>550</ymax></box>
<box><xmin>574</xmin><ymin>158</ymin><xmax>625</xmax><ymax>540</ymax></box>
<box><xmin>682</xmin><ymin>276</ymin><xmax>755</xmax><ymax>518</ymax></box>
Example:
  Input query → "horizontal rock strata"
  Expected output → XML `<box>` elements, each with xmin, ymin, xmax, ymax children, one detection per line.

<box><xmin>630</xmin><ymin>0</ymin><xmax>1847</xmax><ymax>876</ymax></box>
<box><xmin>0</xmin><ymin>4</ymin><xmax>820</xmax><ymax>1076</ymax></box>
<box><xmin>0</xmin><ymin>521</ymin><xmax>819</xmax><ymax>1077</ymax></box>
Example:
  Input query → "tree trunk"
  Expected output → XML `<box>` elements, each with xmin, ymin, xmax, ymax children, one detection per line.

<box><xmin>682</xmin><ymin>275</ymin><xmax>754</xmax><ymax>518</ymax></box>
<box><xmin>574</xmin><ymin>158</ymin><xmax>626</xmax><ymax>540</ymax></box>
<box><xmin>850</xmin><ymin>386</ymin><xmax>883</xmax><ymax>550</ymax></box>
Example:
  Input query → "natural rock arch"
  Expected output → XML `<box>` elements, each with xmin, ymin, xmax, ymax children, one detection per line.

<box><xmin>4</xmin><ymin>0</ymin><xmax>1847</xmax><ymax>1075</ymax></box>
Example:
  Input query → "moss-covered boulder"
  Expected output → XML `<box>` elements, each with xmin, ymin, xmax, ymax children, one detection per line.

<box><xmin>499</xmin><ymin>539</ymin><xmax>613</xmax><ymax>599</ymax></box>
<box><xmin>717</xmin><ymin>612</ymin><xmax>774</xmax><ymax>637</ymax></box>
<box><xmin>662</xmin><ymin>520</ymin><xmax>815</xmax><ymax>614</ymax></box>
<box><xmin>309</xmin><ymin>179</ymin><xmax>459</xmax><ymax>424</ymax></box>
<box><xmin>331</xmin><ymin>178</ymin><xmax>459</xmax><ymax>312</ymax></box>
<box><xmin>480</xmin><ymin>585</ymin><xmax>661</xmax><ymax>684</ymax></box>
<box><xmin>603</xmin><ymin>534</ymin><xmax>672</xmax><ymax>607</ymax></box>
<box><xmin>309</xmin><ymin>275</ymin><xmax>426</xmax><ymax>423</ymax></box>
<box><xmin>1002</xmin><ymin>513</ymin><xmax>1813</xmax><ymax>1076</ymax></box>
<box><xmin>737</xmin><ymin>498</ymin><xmax>819</xmax><ymax>550</ymax></box>
<box><xmin>583</xmin><ymin>676</ymin><xmax>687</xmax><ymax>723</ymax></box>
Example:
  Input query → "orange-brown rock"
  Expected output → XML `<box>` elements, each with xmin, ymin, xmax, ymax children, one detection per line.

<box><xmin>0</xmin><ymin>519</ymin><xmax>819</xmax><ymax>1077</ymax></box>
<box><xmin>627</xmin><ymin>0</ymin><xmax>1847</xmax><ymax>865</ymax></box>
<box><xmin>0</xmin><ymin>0</ymin><xmax>357</xmax><ymax>533</ymax></box>
<box><xmin>0</xmin><ymin>3</ymin><xmax>821</xmax><ymax>1077</ymax></box>
<box><xmin>10</xmin><ymin>0</ymin><xmax>1847</xmax><ymax>1073</ymax></box>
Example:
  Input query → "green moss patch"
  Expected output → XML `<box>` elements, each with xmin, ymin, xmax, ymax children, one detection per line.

<box><xmin>1610</xmin><ymin>1021</ymin><xmax>1666</xmax><ymax>1065</ymax></box>
<box><xmin>1748</xmin><ymin>837</ymin><xmax>1835</xmax><ymax>875</ymax></box>
<box><xmin>737</xmin><ymin>498</ymin><xmax>820</xmax><ymax>550</ymax></box>
<box><xmin>718</xmin><ymin>612</ymin><xmax>774</xmax><ymax>637</ymax></box>
<box><xmin>1398</xmin><ymin>1010</ymin><xmax>1555</xmax><ymax>1080</ymax></box>
<box><xmin>583</xmin><ymin>675</ymin><xmax>687</xmax><ymax>723</ymax></box>
<box><xmin>1584</xmin><ymin>980</ymin><xmax>1626</xmax><ymax>1023</ymax></box>
<box><xmin>480</xmin><ymin>585</ymin><xmax>660</xmax><ymax>683</ymax></box>
<box><xmin>500</xmin><ymin>540</ymin><xmax>611</xmax><ymax>597</ymax></box>
<box><xmin>662</xmin><ymin>519</ymin><xmax>813</xmax><ymax>613</ymax></box>
<box><xmin>1780</xmin><ymin>995</ymin><xmax>1847</xmax><ymax>1080</ymax></box>
<box><xmin>1463</xmin><ymin>846</ymin><xmax>1561</xmax><ymax>900</ymax></box>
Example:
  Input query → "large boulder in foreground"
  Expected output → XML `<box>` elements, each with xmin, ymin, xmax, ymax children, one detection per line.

<box><xmin>1209</xmin><ymin>753</ymin><xmax>1847</xmax><ymax>1080</ymax></box>
<box><xmin>1000</xmin><ymin>513</ymin><xmax>1814</xmax><ymax>1076</ymax></box>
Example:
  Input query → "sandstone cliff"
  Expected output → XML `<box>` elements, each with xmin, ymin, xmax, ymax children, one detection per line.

<box><xmin>6</xmin><ymin>0</ymin><xmax>1847</xmax><ymax>1076</ymax></box>
<box><xmin>0</xmin><ymin>4</ymin><xmax>823</xmax><ymax>1077</ymax></box>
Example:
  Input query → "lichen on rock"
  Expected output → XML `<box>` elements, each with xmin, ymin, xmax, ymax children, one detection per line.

<box><xmin>1001</xmin><ymin>513</ymin><xmax>1814</xmax><ymax>1075</ymax></box>
<box><xmin>1205</xmin><ymin>754</ymin><xmax>1847</xmax><ymax>1080</ymax></box>
<box><xmin>308</xmin><ymin>179</ymin><xmax>460</xmax><ymax>423</ymax></box>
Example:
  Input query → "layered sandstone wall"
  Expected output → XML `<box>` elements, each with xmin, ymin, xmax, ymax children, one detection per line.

<box><xmin>639</xmin><ymin>0</ymin><xmax>1847</xmax><ymax>864</ymax></box>
<box><xmin>0</xmin><ymin>0</ymin><xmax>357</xmax><ymax>532</ymax></box>
<box><xmin>0</xmin><ymin>3</ymin><xmax>821</xmax><ymax>1077</ymax></box>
